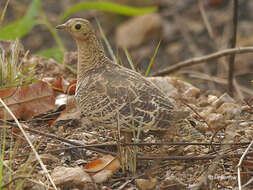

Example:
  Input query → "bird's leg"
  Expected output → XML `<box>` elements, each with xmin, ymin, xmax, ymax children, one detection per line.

<box><xmin>121</xmin><ymin>131</ymin><xmax>136</xmax><ymax>175</ymax></box>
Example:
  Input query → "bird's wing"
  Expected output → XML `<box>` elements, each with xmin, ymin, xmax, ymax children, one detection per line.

<box><xmin>76</xmin><ymin>63</ymin><xmax>184</xmax><ymax>131</ymax></box>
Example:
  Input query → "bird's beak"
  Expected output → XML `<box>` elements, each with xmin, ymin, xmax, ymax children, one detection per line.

<box><xmin>56</xmin><ymin>24</ymin><xmax>67</xmax><ymax>30</ymax></box>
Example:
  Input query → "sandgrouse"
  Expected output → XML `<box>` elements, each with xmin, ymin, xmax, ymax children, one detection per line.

<box><xmin>56</xmin><ymin>18</ymin><xmax>187</xmax><ymax>171</ymax></box>
<box><xmin>56</xmin><ymin>18</ymin><xmax>187</xmax><ymax>134</ymax></box>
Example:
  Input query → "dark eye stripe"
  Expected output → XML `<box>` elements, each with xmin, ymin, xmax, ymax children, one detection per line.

<box><xmin>75</xmin><ymin>24</ymin><xmax>81</xmax><ymax>30</ymax></box>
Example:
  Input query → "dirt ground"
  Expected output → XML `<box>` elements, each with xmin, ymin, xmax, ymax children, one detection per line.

<box><xmin>1</xmin><ymin>0</ymin><xmax>253</xmax><ymax>189</ymax></box>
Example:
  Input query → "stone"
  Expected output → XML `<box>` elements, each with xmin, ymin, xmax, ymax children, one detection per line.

<box><xmin>52</xmin><ymin>167</ymin><xmax>92</xmax><ymax>185</ymax></box>
<box><xmin>115</xmin><ymin>13</ymin><xmax>163</xmax><ymax>48</ymax></box>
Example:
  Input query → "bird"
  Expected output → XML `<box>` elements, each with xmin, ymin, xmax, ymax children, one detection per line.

<box><xmin>56</xmin><ymin>18</ymin><xmax>188</xmax><ymax>172</ymax></box>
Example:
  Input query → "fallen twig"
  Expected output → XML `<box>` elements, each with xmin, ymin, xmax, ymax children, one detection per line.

<box><xmin>0</xmin><ymin>119</ymin><xmax>117</xmax><ymax>156</ymax></box>
<box><xmin>1</xmin><ymin>176</ymin><xmax>30</xmax><ymax>189</ymax></box>
<box><xmin>183</xmin><ymin>70</ymin><xmax>253</xmax><ymax>96</ymax></box>
<box><xmin>228</xmin><ymin>0</ymin><xmax>239</xmax><ymax>96</ymax></box>
<box><xmin>237</xmin><ymin>141</ymin><xmax>253</xmax><ymax>190</ymax></box>
<box><xmin>152</xmin><ymin>47</ymin><xmax>253</xmax><ymax>76</ymax></box>
<box><xmin>2</xmin><ymin>120</ymin><xmax>253</xmax><ymax>162</ymax></box>
<box><xmin>198</xmin><ymin>0</ymin><xmax>214</xmax><ymax>39</ymax></box>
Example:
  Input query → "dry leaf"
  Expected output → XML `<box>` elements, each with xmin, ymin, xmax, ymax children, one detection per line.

<box><xmin>84</xmin><ymin>155</ymin><xmax>120</xmax><ymax>183</ymax></box>
<box><xmin>84</xmin><ymin>154</ymin><xmax>119</xmax><ymax>173</ymax></box>
<box><xmin>65</xmin><ymin>80</ymin><xmax>76</xmax><ymax>95</ymax></box>
<box><xmin>0</xmin><ymin>80</ymin><xmax>56</xmax><ymax>120</ymax></box>
<box><xmin>51</xmin><ymin>77</ymin><xmax>65</xmax><ymax>93</ymax></box>
<box><xmin>51</xmin><ymin>77</ymin><xmax>76</xmax><ymax>95</ymax></box>
<box><xmin>53</xmin><ymin>99</ymin><xmax>81</xmax><ymax>126</ymax></box>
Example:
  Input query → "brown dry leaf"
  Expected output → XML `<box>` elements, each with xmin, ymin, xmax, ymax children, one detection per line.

<box><xmin>51</xmin><ymin>77</ymin><xmax>65</xmax><ymax>93</ymax></box>
<box><xmin>51</xmin><ymin>77</ymin><xmax>76</xmax><ymax>95</ymax></box>
<box><xmin>66</xmin><ymin>80</ymin><xmax>76</xmax><ymax>95</ymax></box>
<box><xmin>53</xmin><ymin>98</ymin><xmax>81</xmax><ymax>127</ymax></box>
<box><xmin>84</xmin><ymin>155</ymin><xmax>120</xmax><ymax>183</ymax></box>
<box><xmin>84</xmin><ymin>155</ymin><xmax>119</xmax><ymax>173</ymax></box>
<box><xmin>242</xmin><ymin>160</ymin><xmax>253</xmax><ymax>170</ymax></box>
<box><xmin>0</xmin><ymin>80</ymin><xmax>56</xmax><ymax>120</ymax></box>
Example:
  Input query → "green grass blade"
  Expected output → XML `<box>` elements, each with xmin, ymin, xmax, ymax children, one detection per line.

<box><xmin>96</xmin><ymin>19</ymin><xmax>116</xmax><ymax>63</ymax></box>
<box><xmin>145</xmin><ymin>41</ymin><xmax>161</xmax><ymax>77</ymax></box>
<box><xmin>59</xmin><ymin>1</ymin><xmax>157</xmax><ymax>23</ymax></box>
<box><xmin>0</xmin><ymin>118</ymin><xmax>7</xmax><ymax>188</ymax></box>
<box><xmin>0</xmin><ymin>0</ymin><xmax>10</xmax><ymax>25</ymax></box>
<box><xmin>123</xmin><ymin>48</ymin><xmax>136</xmax><ymax>71</ymax></box>
<box><xmin>39</xmin><ymin>8</ymin><xmax>65</xmax><ymax>53</ymax></box>
<box><xmin>0</xmin><ymin>0</ymin><xmax>41</xmax><ymax>40</ymax></box>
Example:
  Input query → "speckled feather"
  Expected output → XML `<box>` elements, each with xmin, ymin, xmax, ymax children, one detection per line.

<box><xmin>57</xmin><ymin>18</ymin><xmax>186</xmax><ymax>132</ymax></box>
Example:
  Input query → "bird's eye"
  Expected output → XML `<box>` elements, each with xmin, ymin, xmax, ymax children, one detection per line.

<box><xmin>72</xmin><ymin>24</ymin><xmax>81</xmax><ymax>31</ymax></box>
<box><xmin>75</xmin><ymin>24</ymin><xmax>81</xmax><ymax>30</ymax></box>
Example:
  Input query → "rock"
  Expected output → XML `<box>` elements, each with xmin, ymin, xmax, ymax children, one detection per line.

<box><xmin>206</xmin><ymin>113</ymin><xmax>224</xmax><ymax>130</ymax></box>
<box><xmin>148</xmin><ymin>77</ymin><xmax>178</xmax><ymax>97</ymax></box>
<box><xmin>160</xmin><ymin>176</ymin><xmax>186</xmax><ymax>190</ymax></box>
<box><xmin>217</xmin><ymin>103</ymin><xmax>241</xmax><ymax>119</ymax></box>
<box><xmin>199</xmin><ymin>107</ymin><xmax>215</xmax><ymax>118</ymax></box>
<box><xmin>184</xmin><ymin>87</ymin><xmax>200</xmax><ymax>99</ymax></box>
<box><xmin>116</xmin><ymin>13</ymin><xmax>163</xmax><ymax>48</ymax></box>
<box><xmin>92</xmin><ymin>170</ymin><xmax>114</xmax><ymax>183</ymax></box>
<box><xmin>52</xmin><ymin>167</ymin><xmax>92</xmax><ymax>185</ymax></box>
<box><xmin>212</xmin><ymin>93</ymin><xmax>235</xmax><ymax>109</ymax></box>
<box><xmin>225</xmin><ymin>124</ymin><xmax>240</xmax><ymax>141</ymax></box>
<box><xmin>136</xmin><ymin>178</ymin><xmax>157</xmax><ymax>190</ymax></box>
<box><xmin>148</xmin><ymin>76</ymin><xmax>200</xmax><ymax>99</ymax></box>
<box><xmin>207</xmin><ymin>95</ymin><xmax>218</xmax><ymax>105</ymax></box>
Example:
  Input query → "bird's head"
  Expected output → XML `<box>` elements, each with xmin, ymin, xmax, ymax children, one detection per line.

<box><xmin>56</xmin><ymin>18</ymin><xmax>93</xmax><ymax>41</ymax></box>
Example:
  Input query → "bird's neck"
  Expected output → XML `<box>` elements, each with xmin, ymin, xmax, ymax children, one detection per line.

<box><xmin>76</xmin><ymin>34</ymin><xmax>106</xmax><ymax>80</ymax></box>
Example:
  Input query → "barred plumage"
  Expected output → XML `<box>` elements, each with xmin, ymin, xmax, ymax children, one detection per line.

<box><xmin>56</xmin><ymin>18</ymin><xmax>187</xmax><ymax>133</ymax></box>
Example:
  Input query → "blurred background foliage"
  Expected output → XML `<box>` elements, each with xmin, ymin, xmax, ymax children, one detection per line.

<box><xmin>0</xmin><ymin>0</ymin><xmax>156</xmax><ymax>63</ymax></box>
<box><xmin>1</xmin><ymin>0</ymin><xmax>253</xmax><ymax>94</ymax></box>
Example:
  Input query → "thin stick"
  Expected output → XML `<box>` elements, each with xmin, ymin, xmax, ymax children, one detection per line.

<box><xmin>198</xmin><ymin>0</ymin><xmax>214</xmax><ymax>39</ymax></box>
<box><xmin>228</xmin><ymin>0</ymin><xmax>239</xmax><ymax>96</ymax></box>
<box><xmin>2</xmin><ymin>176</ymin><xmax>30</xmax><ymax>189</ymax></box>
<box><xmin>2</xmin><ymin>120</ymin><xmax>251</xmax><ymax>148</ymax></box>
<box><xmin>0</xmin><ymin>119</ymin><xmax>117</xmax><ymax>156</ymax></box>
<box><xmin>3</xmin><ymin>120</ymin><xmax>253</xmax><ymax>162</ymax></box>
<box><xmin>242</xmin><ymin>175</ymin><xmax>253</xmax><ymax>189</ymax></box>
<box><xmin>152</xmin><ymin>47</ymin><xmax>253</xmax><ymax>76</ymax></box>
<box><xmin>184</xmin><ymin>70</ymin><xmax>253</xmax><ymax>96</ymax></box>
<box><xmin>237</xmin><ymin>141</ymin><xmax>253</xmax><ymax>190</ymax></box>
<box><xmin>138</xmin><ymin>151</ymin><xmax>253</xmax><ymax>161</ymax></box>
<box><xmin>0</xmin><ymin>98</ymin><xmax>57</xmax><ymax>190</ymax></box>
<box><xmin>122</xmin><ymin>142</ymin><xmax>251</xmax><ymax>146</ymax></box>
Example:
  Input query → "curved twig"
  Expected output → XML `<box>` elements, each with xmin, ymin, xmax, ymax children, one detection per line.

<box><xmin>152</xmin><ymin>47</ymin><xmax>253</xmax><ymax>76</ymax></box>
